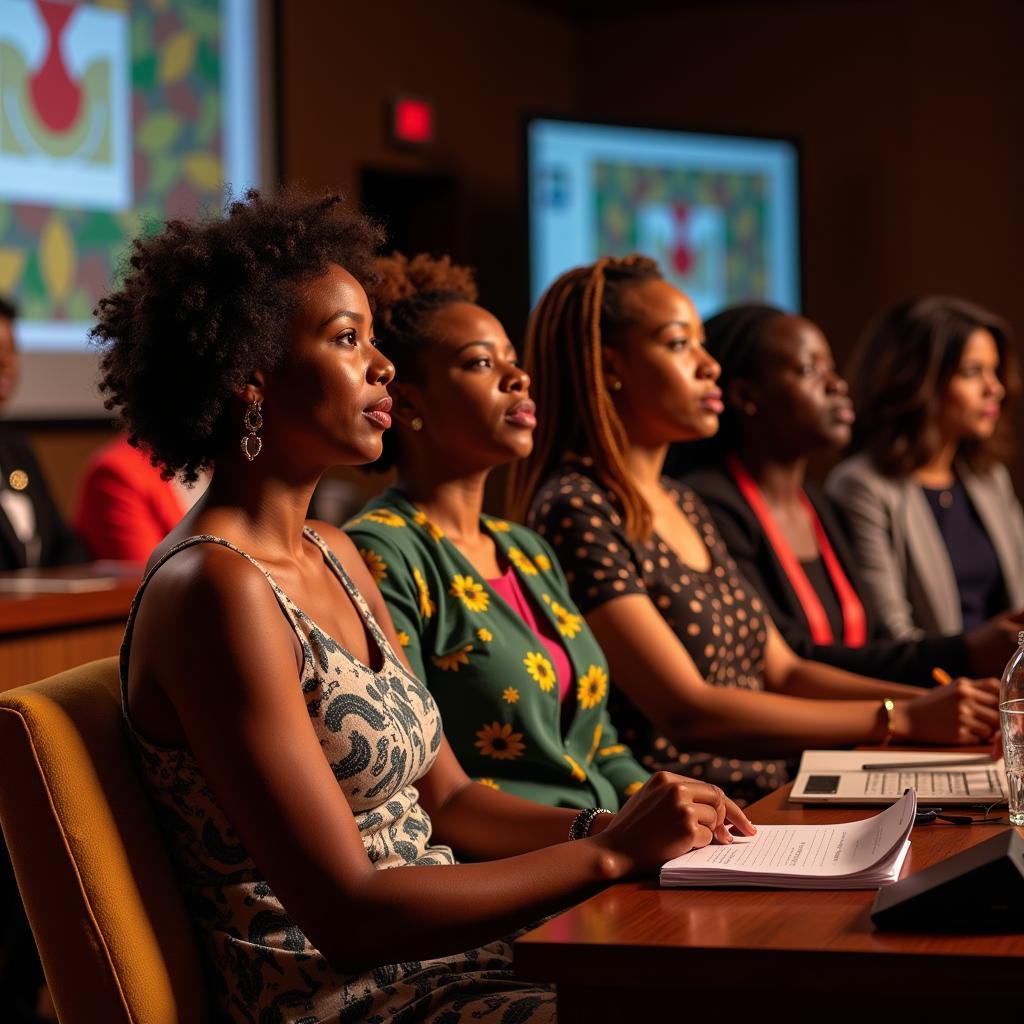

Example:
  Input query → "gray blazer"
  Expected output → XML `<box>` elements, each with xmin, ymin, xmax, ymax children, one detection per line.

<box><xmin>826</xmin><ymin>453</ymin><xmax>1024</xmax><ymax>639</ymax></box>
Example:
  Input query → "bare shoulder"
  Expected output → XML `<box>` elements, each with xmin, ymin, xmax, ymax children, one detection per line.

<box><xmin>133</xmin><ymin>539</ymin><xmax>291</xmax><ymax>666</ymax></box>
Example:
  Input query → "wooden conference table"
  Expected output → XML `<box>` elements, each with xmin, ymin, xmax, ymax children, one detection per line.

<box><xmin>0</xmin><ymin>565</ymin><xmax>140</xmax><ymax>692</ymax></box>
<box><xmin>516</xmin><ymin>782</ymin><xmax>1023</xmax><ymax>1020</ymax></box>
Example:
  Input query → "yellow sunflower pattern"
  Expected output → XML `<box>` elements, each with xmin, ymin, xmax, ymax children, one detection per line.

<box><xmin>508</xmin><ymin>547</ymin><xmax>539</xmax><ymax>575</ymax></box>
<box><xmin>359</xmin><ymin>547</ymin><xmax>387</xmax><ymax>583</ymax></box>
<box><xmin>413</xmin><ymin>510</ymin><xmax>445</xmax><ymax>541</ymax></box>
<box><xmin>432</xmin><ymin>645</ymin><xmax>473</xmax><ymax>672</ymax></box>
<box><xmin>523</xmin><ymin>651</ymin><xmax>557</xmax><ymax>692</ymax></box>
<box><xmin>577</xmin><ymin>665</ymin><xmax>608</xmax><ymax>710</ymax></box>
<box><xmin>346</xmin><ymin>496</ymin><xmax>653</xmax><ymax>809</ymax></box>
<box><xmin>564</xmin><ymin>753</ymin><xmax>587</xmax><ymax>783</ymax></box>
<box><xmin>350</xmin><ymin>509</ymin><xmax>406</xmax><ymax>529</ymax></box>
<box><xmin>551</xmin><ymin>600</ymin><xmax>583</xmax><ymax>639</ymax></box>
<box><xmin>450</xmin><ymin>573</ymin><xmax>489</xmax><ymax>612</ymax></box>
<box><xmin>475</xmin><ymin>722</ymin><xmax>526</xmax><ymax>761</ymax></box>
<box><xmin>413</xmin><ymin>567</ymin><xmax>436</xmax><ymax>620</ymax></box>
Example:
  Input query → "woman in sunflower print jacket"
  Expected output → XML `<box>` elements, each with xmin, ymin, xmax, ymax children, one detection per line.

<box><xmin>345</xmin><ymin>254</ymin><xmax>648</xmax><ymax>809</ymax></box>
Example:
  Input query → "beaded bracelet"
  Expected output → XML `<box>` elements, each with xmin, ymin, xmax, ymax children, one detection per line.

<box><xmin>568</xmin><ymin>807</ymin><xmax>614</xmax><ymax>841</ymax></box>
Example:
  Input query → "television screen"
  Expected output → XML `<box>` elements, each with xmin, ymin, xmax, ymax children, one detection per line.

<box><xmin>528</xmin><ymin>118</ymin><xmax>800</xmax><ymax>318</ymax></box>
<box><xmin>0</xmin><ymin>0</ymin><xmax>269</xmax><ymax>418</ymax></box>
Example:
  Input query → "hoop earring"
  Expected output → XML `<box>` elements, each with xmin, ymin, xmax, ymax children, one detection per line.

<box><xmin>241</xmin><ymin>399</ymin><xmax>263</xmax><ymax>461</ymax></box>
<box><xmin>411</xmin><ymin>416</ymin><xmax>424</xmax><ymax>431</ymax></box>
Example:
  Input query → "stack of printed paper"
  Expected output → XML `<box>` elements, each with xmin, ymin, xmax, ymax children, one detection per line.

<box><xmin>661</xmin><ymin>790</ymin><xmax>916</xmax><ymax>889</ymax></box>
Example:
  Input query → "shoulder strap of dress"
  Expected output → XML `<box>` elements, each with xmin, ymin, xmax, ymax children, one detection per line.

<box><xmin>302</xmin><ymin>526</ymin><xmax>388</xmax><ymax>645</ymax></box>
<box><xmin>120</xmin><ymin>534</ymin><xmax>297</xmax><ymax>705</ymax></box>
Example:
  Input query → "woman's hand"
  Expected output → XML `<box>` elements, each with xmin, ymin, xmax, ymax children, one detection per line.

<box><xmin>896</xmin><ymin>676</ymin><xmax>1001</xmax><ymax>744</ymax></box>
<box><xmin>589</xmin><ymin>772</ymin><xmax>756</xmax><ymax>877</ymax></box>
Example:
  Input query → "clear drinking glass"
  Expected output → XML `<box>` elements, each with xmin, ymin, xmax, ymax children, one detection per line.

<box><xmin>1000</xmin><ymin>631</ymin><xmax>1024</xmax><ymax>826</ymax></box>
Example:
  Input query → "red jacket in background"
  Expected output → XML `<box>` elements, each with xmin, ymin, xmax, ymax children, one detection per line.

<box><xmin>74</xmin><ymin>436</ymin><xmax>186</xmax><ymax>563</ymax></box>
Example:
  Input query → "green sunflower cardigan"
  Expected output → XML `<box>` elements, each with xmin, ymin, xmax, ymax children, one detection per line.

<box><xmin>345</xmin><ymin>489</ymin><xmax>648</xmax><ymax>810</ymax></box>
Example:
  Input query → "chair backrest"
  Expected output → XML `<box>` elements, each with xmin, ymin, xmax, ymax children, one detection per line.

<box><xmin>0</xmin><ymin>658</ymin><xmax>210</xmax><ymax>1024</ymax></box>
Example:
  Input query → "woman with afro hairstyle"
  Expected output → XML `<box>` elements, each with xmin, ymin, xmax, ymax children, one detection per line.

<box><xmin>827</xmin><ymin>297</ymin><xmax>1024</xmax><ymax>641</ymax></box>
<box><xmin>346</xmin><ymin>253</ymin><xmax>649</xmax><ymax>811</ymax></box>
<box><xmin>96</xmin><ymin>192</ymin><xmax>753</xmax><ymax>1024</ymax></box>
<box><xmin>510</xmin><ymin>257</ymin><xmax>1001</xmax><ymax>805</ymax></box>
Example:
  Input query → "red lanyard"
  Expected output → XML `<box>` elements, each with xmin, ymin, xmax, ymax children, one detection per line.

<box><xmin>726</xmin><ymin>455</ymin><xmax>867</xmax><ymax>648</ymax></box>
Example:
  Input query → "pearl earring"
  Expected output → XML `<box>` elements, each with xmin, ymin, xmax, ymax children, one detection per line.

<box><xmin>411</xmin><ymin>416</ymin><xmax>424</xmax><ymax>431</ymax></box>
<box><xmin>608</xmin><ymin>378</ymin><xmax>623</xmax><ymax>392</ymax></box>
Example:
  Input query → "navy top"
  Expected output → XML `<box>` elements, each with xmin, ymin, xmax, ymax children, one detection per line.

<box><xmin>921</xmin><ymin>479</ymin><xmax>1006</xmax><ymax>631</ymax></box>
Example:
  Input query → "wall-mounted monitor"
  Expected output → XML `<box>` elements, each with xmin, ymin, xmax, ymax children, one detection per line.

<box><xmin>528</xmin><ymin>118</ymin><xmax>800</xmax><ymax>319</ymax></box>
<box><xmin>0</xmin><ymin>0</ymin><xmax>273</xmax><ymax>419</ymax></box>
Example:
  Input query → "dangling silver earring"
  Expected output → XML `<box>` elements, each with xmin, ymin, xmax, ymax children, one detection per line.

<box><xmin>241</xmin><ymin>399</ymin><xmax>263</xmax><ymax>461</ymax></box>
<box><xmin>411</xmin><ymin>416</ymin><xmax>424</xmax><ymax>431</ymax></box>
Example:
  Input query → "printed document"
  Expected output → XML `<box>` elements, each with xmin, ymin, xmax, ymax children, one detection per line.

<box><xmin>660</xmin><ymin>789</ymin><xmax>916</xmax><ymax>889</ymax></box>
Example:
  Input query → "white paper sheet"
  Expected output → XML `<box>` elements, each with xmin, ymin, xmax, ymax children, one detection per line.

<box><xmin>661</xmin><ymin>789</ymin><xmax>916</xmax><ymax>889</ymax></box>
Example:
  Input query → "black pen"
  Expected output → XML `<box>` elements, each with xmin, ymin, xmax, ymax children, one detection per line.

<box><xmin>861</xmin><ymin>755</ymin><xmax>995</xmax><ymax>771</ymax></box>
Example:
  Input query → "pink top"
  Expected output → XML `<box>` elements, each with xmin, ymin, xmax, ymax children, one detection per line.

<box><xmin>488</xmin><ymin>566</ymin><xmax>573</xmax><ymax>702</ymax></box>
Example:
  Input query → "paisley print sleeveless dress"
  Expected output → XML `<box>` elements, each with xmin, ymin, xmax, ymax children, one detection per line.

<box><xmin>121</xmin><ymin>529</ymin><xmax>555</xmax><ymax>1023</ymax></box>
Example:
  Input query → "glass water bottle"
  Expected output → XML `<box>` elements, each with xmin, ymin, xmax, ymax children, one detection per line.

<box><xmin>1000</xmin><ymin>631</ymin><xmax>1024</xmax><ymax>826</ymax></box>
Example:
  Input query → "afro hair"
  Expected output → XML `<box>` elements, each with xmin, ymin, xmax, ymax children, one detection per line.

<box><xmin>91</xmin><ymin>187</ymin><xmax>384</xmax><ymax>482</ymax></box>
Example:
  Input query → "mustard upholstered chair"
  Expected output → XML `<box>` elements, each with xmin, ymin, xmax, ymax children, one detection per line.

<box><xmin>0</xmin><ymin>657</ymin><xmax>210</xmax><ymax>1024</ymax></box>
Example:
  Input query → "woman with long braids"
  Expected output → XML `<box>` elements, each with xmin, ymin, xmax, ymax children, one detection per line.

<box><xmin>510</xmin><ymin>256</ymin><xmax>1000</xmax><ymax>804</ymax></box>
<box><xmin>346</xmin><ymin>253</ymin><xmax>648</xmax><ymax>809</ymax></box>
<box><xmin>99</xmin><ymin>196</ymin><xmax>752</xmax><ymax>1024</ymax></box>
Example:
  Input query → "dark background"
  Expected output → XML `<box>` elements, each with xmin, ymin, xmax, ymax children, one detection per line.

<box><xmin>31</xmin><ymin>0</ymin><xmax>1024</xmax><ymax>509</ymax></box>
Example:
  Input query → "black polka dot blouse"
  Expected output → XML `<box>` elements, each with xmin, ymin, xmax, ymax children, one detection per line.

<box><xmin>528</xmin><ymin>458</ymin><xmax>788</xmax><ymax>805</ymax></box>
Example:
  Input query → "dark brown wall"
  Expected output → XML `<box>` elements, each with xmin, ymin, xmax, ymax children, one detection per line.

<box><xmin>278</xmin><ymin>0</ymin><xmax>579</xmax><ymax>337</ymax></box>
<box><xmin>578</xmin><ymin>0</ymin><xmax>1024</xmax><ymax>397</ymax></box>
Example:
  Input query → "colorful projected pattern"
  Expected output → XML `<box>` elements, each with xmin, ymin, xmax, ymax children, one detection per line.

<box><xmin>0</xmin><ymin>0</ymin><xmax>226</xmax><ymax>328</ymax></box>
<box><xmin>595</xmin><ymin>162</ymin><xmax>770</xmax><ymax>315</ymax></box>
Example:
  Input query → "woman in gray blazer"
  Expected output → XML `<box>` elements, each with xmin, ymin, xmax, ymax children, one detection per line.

<box><xmin>827</xmin><ymin>296</ymin><xmax>1024</xmax><ymax>640</ymax></box>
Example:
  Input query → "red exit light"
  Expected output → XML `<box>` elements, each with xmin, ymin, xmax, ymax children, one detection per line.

<box><xmin>392</xmin><ymin>97</ymin><xmax>434</xmax><ymax>145</ymax></box>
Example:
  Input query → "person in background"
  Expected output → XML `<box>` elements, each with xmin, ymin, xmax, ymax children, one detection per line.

<box><xmin>827</xmin><ymin>296</ymin><xmax>1024</xmax><ymax>641</ymax></box>
<box><xmin>93</xmin><ymin>191</ymin><xmax>750</xmax><ymax>1024</ymax></box>
<box><xmin>346</xmin><ymin>253</ymin><xmax>648</xmax><ymax>809</ymax></box>
<box><xmin>668</xmin><ymin>303</ymin><xmax>1023</xmax><ymax>683</ymax></box>
<box><xmin>0</xmin><ymin>295</ymin><xmax>88</xmax><ymax>570</ymax></box>
<box><xmin>510</xmin><ymin>256</ymin><xmax>1001</xmax><ymax>805</ymax></box>
<box><xmin>74</xmin><ymin>433</ymin><xmax>207</xmax><ymax>563</ymax></box>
